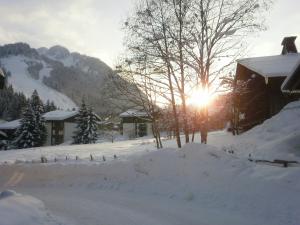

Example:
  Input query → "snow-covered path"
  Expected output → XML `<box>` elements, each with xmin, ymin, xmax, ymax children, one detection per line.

<box><xmin>1</xmin><ymin>142</ymin><xmax>300</xmax><ymax>225</ymax></box>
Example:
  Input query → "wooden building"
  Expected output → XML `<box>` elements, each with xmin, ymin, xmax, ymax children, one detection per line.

<box><xmin>120</xmin><ymin>109</ymin><xmax>152</xmax><ymax>139</ymax></box>
<box><xmin>233</xmin><ymin>37</ymin><xmax>300</xmax><ymax>133</ymax></box>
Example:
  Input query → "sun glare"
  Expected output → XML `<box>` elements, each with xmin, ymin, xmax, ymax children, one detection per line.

<box><xmin>187</xmin><ymin>88</ymin><xmax>214</xmax><ymax>108</ymax></box>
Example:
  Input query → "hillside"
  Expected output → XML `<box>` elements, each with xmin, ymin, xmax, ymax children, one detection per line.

<box><xmin>0</xmin><ymin>43</ymin><xmax>132</xmax><ymax>115</ymax></box>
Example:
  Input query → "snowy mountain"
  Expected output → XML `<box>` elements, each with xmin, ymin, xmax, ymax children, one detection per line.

<box><xmin>1</xmin><ymin>55</ymin><xmax>76</xmax><ymax>110</ymax></box>
<box><xmin>0</xmin><ymin>43</ymin><xmax>131</xmax><ymax>115</ymax></box>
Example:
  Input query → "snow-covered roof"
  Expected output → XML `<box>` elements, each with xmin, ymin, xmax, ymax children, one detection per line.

<box><xmin>0</xmin><ymin>130</ymin><xmax>7</xmax><ymax>137</ymax></box>
<box><xmin>43</xmin><ymin>110</ymin><xmax>78</xmax><ymax>121</ymax></box>
<box><xmin>0</xmin><ymin>119</ymin><xmax>21</xmax><ymax>130</ymax></box>
<box><xmin>119</xmin><ymin>109</ymin><xmax>149</xmax><ymax>118</ymax></box>
<box><xmin>281</xmin><ymin>63</ymin><xmax>300</xmax><ymax>93</ymax></box>
<box><xmin>237</xmin><ymin>53</ymin><xmax>300</xmax><ymax>78</ymax></box>
<box><xmin>0</xmin><ymin>111</ymin><xmax>81</xmax><ymax>130</ymax></box>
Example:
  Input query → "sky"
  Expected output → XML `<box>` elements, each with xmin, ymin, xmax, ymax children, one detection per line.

<box><xmin>0</xmin><ymin>0</ymin><xmax>299</xmax><ymax>67</ymax></box>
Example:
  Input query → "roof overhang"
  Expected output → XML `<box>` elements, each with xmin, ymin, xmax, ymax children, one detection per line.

<box><xmin>281</xmin><ymin>62</ymin><xmax>300</xmax><ymax>94</ymax></box>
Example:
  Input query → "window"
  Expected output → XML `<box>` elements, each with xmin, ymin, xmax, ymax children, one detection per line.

<box><xmin>138</xmin><ymin>123</ymin><xmax>147</xmax><ymax>137</ymax></box>
<box><xmin>51</xmin><ymin>121</ymin><xmax>64</xmax><ymax>145</ymax></box>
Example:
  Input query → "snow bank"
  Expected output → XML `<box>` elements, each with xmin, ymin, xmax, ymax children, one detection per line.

<box><xmin>1</xmin><ymin>143</ymin><xmax>300</xmax><ymax>225</ymax></box>
<box><xmin>0</xmin><ymin>190</ymin><xmax>66</xmax><ymax>225</ymax></box>
<box><xmin>232</xmin><ymin>100</ymin><xmax>300</xmax><ymax>160</ymax></box>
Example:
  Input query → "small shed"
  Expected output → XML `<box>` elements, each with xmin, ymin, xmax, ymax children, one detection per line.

<box><xmin>43</xmin><ymin>110</ymin><xmax>79</xmax><ymax>145</ymax></box>
<box><xmin>120</xmin><ymin>109</ymin><xmax>152</xmax><ymax>139</ymax></box>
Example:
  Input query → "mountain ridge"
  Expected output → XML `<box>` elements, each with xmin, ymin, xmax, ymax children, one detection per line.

<box><xmin>0</xmin><ymin>42</ymin><xmax>131</xmax><ymax>116</ymax></box>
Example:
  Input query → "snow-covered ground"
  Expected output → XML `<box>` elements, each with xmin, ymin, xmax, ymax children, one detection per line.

<box><xmin>0</xmin><ymin>137</ymin><xmax>164</xmax><ymax>164</ymax></box>
<box><xmin>0</xmin><ymin>190</ymin><xmax>67</xmax><ymax>225</ymax></box>
<box><xmin>0</xmin><ymin>101</ymin><xmax>300</xmax><ymax>225</ymax></box>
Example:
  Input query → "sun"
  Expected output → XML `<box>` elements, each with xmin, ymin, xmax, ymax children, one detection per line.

<box><xmin>187</xmin><ymin>87</ymin><xmax>214</xmax><ymax>108</ymax></box>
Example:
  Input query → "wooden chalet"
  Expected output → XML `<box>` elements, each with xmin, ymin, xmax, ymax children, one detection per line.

<box><xmin>233</xmin><ymin>37</ymin><xmax>300</xmax><ymax>133</ymax></box>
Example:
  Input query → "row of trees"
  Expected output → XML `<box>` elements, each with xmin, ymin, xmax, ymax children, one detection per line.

<box><xmin>0</xmin><ymin>85</ymin><xmax>57</xmax><ymax>121</ymax></box>
<box><xmin>114</xmin><ymin>0</ymin><xmax>271</xmax><ymax>147</ymax></box>
<box><xmin>12</xmin><ymin>95</ymin><xmax>99</xmax><ymax>149</ymax></box>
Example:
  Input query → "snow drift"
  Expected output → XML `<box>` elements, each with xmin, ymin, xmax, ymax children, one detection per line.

<box><xmin>232</xmin><ymin>100</ymin><xmax>300</xmax><ymax>160</ymax></box>
<box><xmin>0</xmin><ymin>190</ymin><xmax>66</xmax><ymax>225</ymax></box>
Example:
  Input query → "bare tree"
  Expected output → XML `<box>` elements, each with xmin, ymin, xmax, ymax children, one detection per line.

<box><xmin>120</xmin><ymin>0</ymin><xmax>271</xmax><ymax>146</ymax></box>
<box><xmin>114</xmin><ymin>56</ymin><xmax>164</xmax><ymax>148</ymax></box>
<box><xmin>181</xmin><ymin>0</ymin><xmax>271</xmax><ymax>143</ymax></box>
<box><xmin>122</xmin><ymin>0</ymin><xmax>186</xmax><ymax>148</ymax></box>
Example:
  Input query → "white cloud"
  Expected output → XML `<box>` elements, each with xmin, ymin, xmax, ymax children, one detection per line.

<box><xmin>0</xmin><ymin>0</ymin><xmax>299</xmax><ymax>67</ymax></box>
<box><xmin>248</xmin><ymin>0</ymin><xmax>300</xmax><ymax>57</ymax></box>
<box><xmin>0</xmin><ymin>0</ymin><xmax>134</xmax><ymax>66</ymax></box>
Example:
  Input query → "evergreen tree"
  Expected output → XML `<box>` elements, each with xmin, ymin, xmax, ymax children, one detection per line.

<box><xmin>86</xmin><ymin>107</ymin><xmax>98</xmax><ymax>143</ymax></box>
<box><xmin>0</xmin><ymin>85</ymin><xmax>28</xmax><ymax>121</ymax></box>
<box><xmin>73</xmin><ymin>99</ymin><xmax>89</xmax><ymax>144</ymax></box>
<box><xmin>73</xmin><ymin>100</ymin><xmax>98</xmax><ymax>144</ymax></box>
<box><xmin>30</xmin><ymin>90</ymin><xmax>47</xmax><ymax>146</ymax></box>
<box><xmin>44</xmin><ymin>100</ymin><xmax>57</xmax><ymax>112</ymax></box>
<box><xmin>44</xmin><ymin>100</ymin><xmax>51</xmax><ymax>112</ymax></box>
<box><xmin>13</xmin><ymin>106</ymin><xmax>36</xmax><ymax>149</ymax></box>
<box><xmin>13</xmin><ymin>91</ymin><xmax>47</xmax><ymax>148</ymax></box>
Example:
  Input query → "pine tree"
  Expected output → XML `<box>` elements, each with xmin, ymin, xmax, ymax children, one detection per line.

<box><xmin>44</xmin><ymin>100</ymin><xmax>57</xmax><ymax>112</ymax></box>
<box><xmin>30</xmin><ymin>90</ymin><xmax>47</xmax><ymax>146</ymax></box>
<box><xmin>73</xmin><ymin>100</ymin><xmax>98</xmax><ymax>144</ymax></box>
<box><xmin>44</xmin><ymin>100</ymin><xmax>51</xmax><ymax>112</ymax></box>
<box><xmin>86</xmin><ymin>107</ymin><xmax>98</xmax><ymax>143</ymax></box>
<box><xmin>13</xmin><ymin>91</ymin><xmax>47</xmax><ymax>148</ymax></box>
<box><xmin>13</xmin><ymin>106</ymin><xmax>36</xmax><ymax>149</ymax></box>
<box><xmin>73</xmin><ymin>99</ymin><xmax>89</xmax><ymax>144</ymax></box>
<box><xmin>0</xmin><ymin>85</ymin><xmax>28</xmax><ymax>121</ymax></box>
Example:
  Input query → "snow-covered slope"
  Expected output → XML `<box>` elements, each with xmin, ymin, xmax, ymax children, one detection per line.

<box><xmin>0</xmin><ymin>43</ymin><xmax>136</xmax><ymax>114</ymax></box>
<box><xmin>221</xmin><ymin>100</ymin><xmax>300</xmax><ymax>160</ymax></box>
<box><xmin>1</xmin><ymin>56</ymin><xmax>76</xmax><ymax>109</ymax></box>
